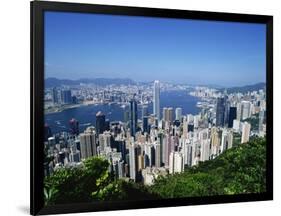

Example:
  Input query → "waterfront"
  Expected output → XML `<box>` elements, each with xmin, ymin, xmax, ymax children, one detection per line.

<box><xmin>45</xmin><ymin>90</ymin><xmax>200</xmax><ymax>134</ymax></box>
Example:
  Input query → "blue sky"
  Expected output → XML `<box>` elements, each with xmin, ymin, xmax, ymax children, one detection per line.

<box><xmin>44</xmin><ymin>11</ymin><xmax>266</xmax><ymax>87</ymax></box>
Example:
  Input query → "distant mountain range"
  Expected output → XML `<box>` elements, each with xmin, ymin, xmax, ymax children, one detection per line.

<box><xmin>45</xmin><ymin>77</ymin><xmax>136</xmax><ymax>88</ymax></box>
<box><xmin>221</xmin><ymin>82</ymin><xmax>266</xmax><ymax>94</ymax></box>
<box><xmin>45</xmin><ymin>77</ymin><xmax>266</xmax><ymax>93</ymax></box>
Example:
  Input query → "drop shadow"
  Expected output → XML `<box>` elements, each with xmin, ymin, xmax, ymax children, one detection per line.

<box><xmin>17</xmin><ymin>205</ymin><xmax>29</xmax><ymax>214</ymax></box>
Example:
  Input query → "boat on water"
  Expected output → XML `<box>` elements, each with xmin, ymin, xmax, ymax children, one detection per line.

<box><xmin>81</xmin><ymin>123</ymin><xmax>91</xmax><ymax>126</ymax></box>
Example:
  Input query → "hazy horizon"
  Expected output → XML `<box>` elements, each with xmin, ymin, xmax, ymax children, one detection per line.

<box><xmin>45</xmin><ymin>76</ymin><xmax>266</xmax><ymax>88</ymax></box>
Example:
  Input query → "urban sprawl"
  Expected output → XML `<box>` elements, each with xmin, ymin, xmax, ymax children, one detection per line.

<box><xmin>44</xmin><ymin>80</ymin><xmax>266</xmax><ymax>185</ymax></box>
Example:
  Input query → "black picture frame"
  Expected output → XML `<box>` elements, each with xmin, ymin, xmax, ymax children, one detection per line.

<box><xmin>30</xmin><ymin>1</ymin><xmax>273</xmax><ymax>215</ymax></box>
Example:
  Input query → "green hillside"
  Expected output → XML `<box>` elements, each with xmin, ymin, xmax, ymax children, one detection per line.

<box><xmin>149</xmin><ymin>138</ymin><xmax>266</xmax><ymax>198</ymax></box>
<box><xmin>44</xmin><ymin>138</ymin><xmax>266</xmax><ymax>205</ymax></box>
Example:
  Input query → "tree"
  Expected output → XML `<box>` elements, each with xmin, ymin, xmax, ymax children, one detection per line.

<box><xmin>150</xmin><ymin>138</ymin><xmax>266</xmax><ymax>198</ymax></box>
<box><xmin>44</xmin><ymin>156</ymin><xmax>112</xmax><ymax>205</ymax></box>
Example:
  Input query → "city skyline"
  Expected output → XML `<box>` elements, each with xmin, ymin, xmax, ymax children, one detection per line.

<box><xmin>44</xmin><ymin>78</ymin><xmax>267</xmax><ymax>185</ymax></box>
<box><xmin>43</xmin><ymin>11</ymin><xmax>267</xmax><ymax>205</ymax></box>
<box><xmin>45</xmin><ymin>12</ymin><xmax>266</xmax><ymax>87</ymax></box>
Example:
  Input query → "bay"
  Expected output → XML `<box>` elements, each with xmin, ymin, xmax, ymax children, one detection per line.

<box><xmin>45</xmin><ymin>90</ymin><xmax>200</xmax><ymax>134</ymax></box>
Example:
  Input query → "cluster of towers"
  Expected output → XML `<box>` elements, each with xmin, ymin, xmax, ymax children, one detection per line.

<box><xmin>44</xmin><ymin>80</ymin><xmax>266</xmax><ymax>185</ymax></box>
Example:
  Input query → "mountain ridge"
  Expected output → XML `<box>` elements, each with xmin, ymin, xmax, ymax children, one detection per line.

<box><xmin>45</xmin><ymin>77</ymin><xmax>136</xmax><ymax>88</ymax></box>
<box><xmin>45</xmin><ymin>77</ymin><xmax>265</xmax><ymax>92</ymax></box>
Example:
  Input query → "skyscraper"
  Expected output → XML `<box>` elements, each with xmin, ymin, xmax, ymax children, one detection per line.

<box><xmin>168</xmin><ymin>107</ymin><xmax>173</xmax><ymax>122</ymax></box>
<box><xmin>96</xmin><ymin>111</ymin><xmax>105</xmax><ymax>135</ymax></box>
<box><xmin>79</xmin><ymin>127</ymin><xmax>97</xmax><ymax>159</ymax></box>
<box><xmin>164</xmin><ymin>134</ymin><xmax>172</xmax><ymax>166</ymax></box>
<box><xmin>154</xmin><ymin>142</ymin><xmax>161</xmax><ymax>168</ymax></box>
<box><xmin>221</xmin><ymin>129</ymin><xmax>233</xmax><ymax>152</ymax></box>
<box><xmin>130</xmin><ymin>99</ymin><xmax>138</xmax><ymax>136</ymax></box>
<box><xmin>224</xmin><ymin>100</ymin><xmax>230</xmax><ymax>126</ymax></box>
<box><xmin>137</xmin><ymin>155</ymin><xmax>144</xmax><ymax>171</ymax></box>
<box><xmin>61</xmin><ymin>89</ymin><xmax>72</xmax><ymax>104</ymax></box>
<box><xmin>163</xmin><ymin>107</ymin><xmax>173</xmax><ymax>122</ymax></box>
<box><xmin>123</xmin><ymin>106</ymin><xmax>130</xmax><ymax>126</ymax></box>
<box><xmin>142</xmin><ymin>105</ymin><xmax>148</xmax><ymax>119</ymax></box>
<box><xmin>98</xmin><ymin>131</ymin><xmax>111</xmax><ymax>152</ymax></box>
<box><xmin>175</xmin><ymin>107</ymin><xmax>182</xmax><ymax>121</ymax></box>
<box><xmin>163</xmin><ymin>107</ymin><xmax>168</xmax><ymax>122</ymax></box>
<box><xmin>169</xmin><ymin>152</ymin><xmax>184</xmax><ymax>174</ymax></box>
<box><xmin>51</xmin><ymin>87</ymin><xmax>59</xmax><ymax>104</ymax></box>
<box><xmin>129</xmin><ymin>142</ymin><xmax>138</xmax><ymax>181</ymax></box>
<box><xmin>210</xmin><ymin>127</ymin><xmax>220</xmax><ymax>156</ymax></box>
<box><xmin>259</xmin><ymin>110</ymin><xmax>265</xmax><ymax>136</ymax></box>
<box><xmin>142</xmin><ymin>105</ymin><xmax>149</xmax><ymax>133</ymax></box>
<box><xmin>174</xmin><ymin>152</ymin><xmax>184</xmax><ymax>173</ymax></box>
<box><xmin>144</xmin><ymin>143</ymin><xmax>153</xmax><ymax>167</ymax></box>
<box><xmin>233</xmin><ymin>119</ymin><xmax>241</xmax><ymax>132</ymax></box>
<box><xmin>142</xmin><ymin>116</ymin><xmax>148</xmax><ymax>133</ymax></box>
<box><xmin>228</xmin><ymin>107</ymin><xmax>237</xmax><ymax>128</ymax></box>
<box><xmin>241</xmin><ymin>101</ymin><xmax>251</xmax><ymax>120</ymax></box>
<box><xmin>241</xmin><ymin>122</ymin><xmax>251</xmax><ymax>143</ymax></box>
<box><xmin>153</xmin><ymin>80</ymin><xmax>160</xmax><ymax>120</ymax></box>
<box><xmin>169</xmin><ymin>152</ymin><xmax>175</xmax><ymax>174</ymax></box>
<box><xmin>216</xmin><ymin>97</ymin><xmax>225</xmax><ymax>127</ymax></box>
<box><xmin>69</xmin><ymin>118</ymin><xmax>79</xmax><ymax>135</ymax></box>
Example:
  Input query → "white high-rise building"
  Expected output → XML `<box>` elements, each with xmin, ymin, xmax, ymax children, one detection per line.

<box><xmin>168</xmin><ymin>107</ymin><xmax>173</xmax><ymax>122</ymax></box>
<box><xmin>174</xmin><ymin>152</ymin><xmax>184</xmax><ymax>173</ymax></box>
<box><xmin>98</xmin><ymin>131</ymin><xmax>111</xmax><ymax>152</ymax></box>
<box><xmin>169</xmin><ymin>152</ymin><xmax>184</xmax><ymax>174</ymax></box>
<box><xmin>241</xmin><ymin>101</ymin><xmax>251</xmax><ymax>120</ymax></box>
<box><xmin>241</xmin><ymin>122</ymin><xmax>251</xmax><ymax>143</ymax></box>
<box><xmin>169</xmin><ymin>152</ymin><xmax>175</xmax><ymax>174</ymax></box>
<box><xmin>259</xmin><ymin>110</ymin><xmax>265</xmax><ymax>137</ymax></box>
<box><xmin>163</xmin><ymin>107</ymin><xmax>168</xmax><ymax>122</ymax></box>
<box><xmin>182</xmin><ymin>139</ymin><xmax>193</xmax><ymax>167</ymax></box>
<box><xmin>145</xmin><ymin>143</ymin><xmax>155</xmax><ymax>167</ymax></box>
<box><xmin>153</xmin><ymin>80</ymin><xmax>160</xmax><ymax>120</ymax></box>
<box><xmin>236</xmin><ymin>102</ymin><xmax>242</xmax><ymax>120</ymax></box>
<box><xmin>79</xmin><ymin>127</ymin><xmax>97</xmax><ymax>159</ymax></box>
<box><xmin>129</xmin><ymin>142</ymin><xmax>137</xmax><ymax>181</ymax></box>
<box><xmin>194</xmin><ymin>115</ymin><xmax>199</xmax><ymax>128</ymax></box>
<box><xmin>154</xmin><ymin>142</ymin><xmax>161</xmax><ymax>168</ymax></box>
<box><xmin>187</xmin><ymin>114</ymin><xmax>194</xmax><ymax>124</ymax></box>
<box><xmin>200</xmin><ymin>139</ymin><xmax>210</xmax><ymax>162</ymax></box>
<box><xmin>221</xmin><ymin>129</ymin><xmax>233</xmax><ymax>152</ymax></box>
<box><xmin>233</xmin><ymin>119</ymin><xmax>241</xmax><ymax>132</ymax></box>
<box><xmin>175</xmin><ymin>108</ymin><xmax>182</xmax><ymax>121</ymax></box>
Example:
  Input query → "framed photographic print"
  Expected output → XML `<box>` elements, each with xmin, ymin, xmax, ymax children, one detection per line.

<box><xmin>31</xmin><ymin>1</ymin><xmax>273</xmax><ymax>215</ymax></box>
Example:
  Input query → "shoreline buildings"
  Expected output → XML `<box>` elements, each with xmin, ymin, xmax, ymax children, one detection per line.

<box><xmin>44</xmin><ymin>80</ymin><xmax>266</xmax><ymax>185</ymax></box>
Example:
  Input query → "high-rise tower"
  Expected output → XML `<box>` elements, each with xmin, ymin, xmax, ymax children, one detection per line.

<box><xmin>153</xmin><ymin>80</ymin><xmax>160</xmax><ymax>120</ymax></box>
<box><xmin>96</xmin><ymin>111</ymin><xmax>105</xmax><ymax>135</ymax></box>
<box><xmin>130</xmin><ymin>99</ymin><xmax>138</xmax><ymax>136</ymax></box>
<box><xmin>216</xmin><ymin>97</ymin><xmax>225</xmax><ymax>127</ymax></box>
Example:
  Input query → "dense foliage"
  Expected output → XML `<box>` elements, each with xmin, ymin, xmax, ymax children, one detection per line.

<box><xmin>44</xmin><ymin>138</ymin><xmax>266</xmax><ymax>205</ymax></box>
<box><xmin>149</xmin><ymin>138</ymin><xmax>266</xmax><ymax>198</ymax></box>
<box><xmin>44</xmin><ymin>157</ymin><xmax>157</xmax><ymax>205</ymax></box>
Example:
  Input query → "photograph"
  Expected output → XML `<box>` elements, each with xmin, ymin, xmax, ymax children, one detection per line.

<box><xmin>43</xmin><ymin>11</ymin><xmax>267</xmax><ymax>206</ymax></box>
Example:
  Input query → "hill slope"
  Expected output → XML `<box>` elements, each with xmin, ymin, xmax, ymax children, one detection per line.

<box><xmin>45</xmin><ymin>77</ymin><xmax>136</xmax><ymax>88</ymax></box>
<box><xmin>44</xmin><ymin>138</ymin><xmax>266</xmax><ymax>205</ymax></box>
<box><xmin>149</xmin><ymin>138</ymin><xmax>266</xmax><ymax>198</ymax></box>
<box><xmin>219</xmin><ymin>82</ymin><xmax>266</xmax><ymax>94</ymax></box>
